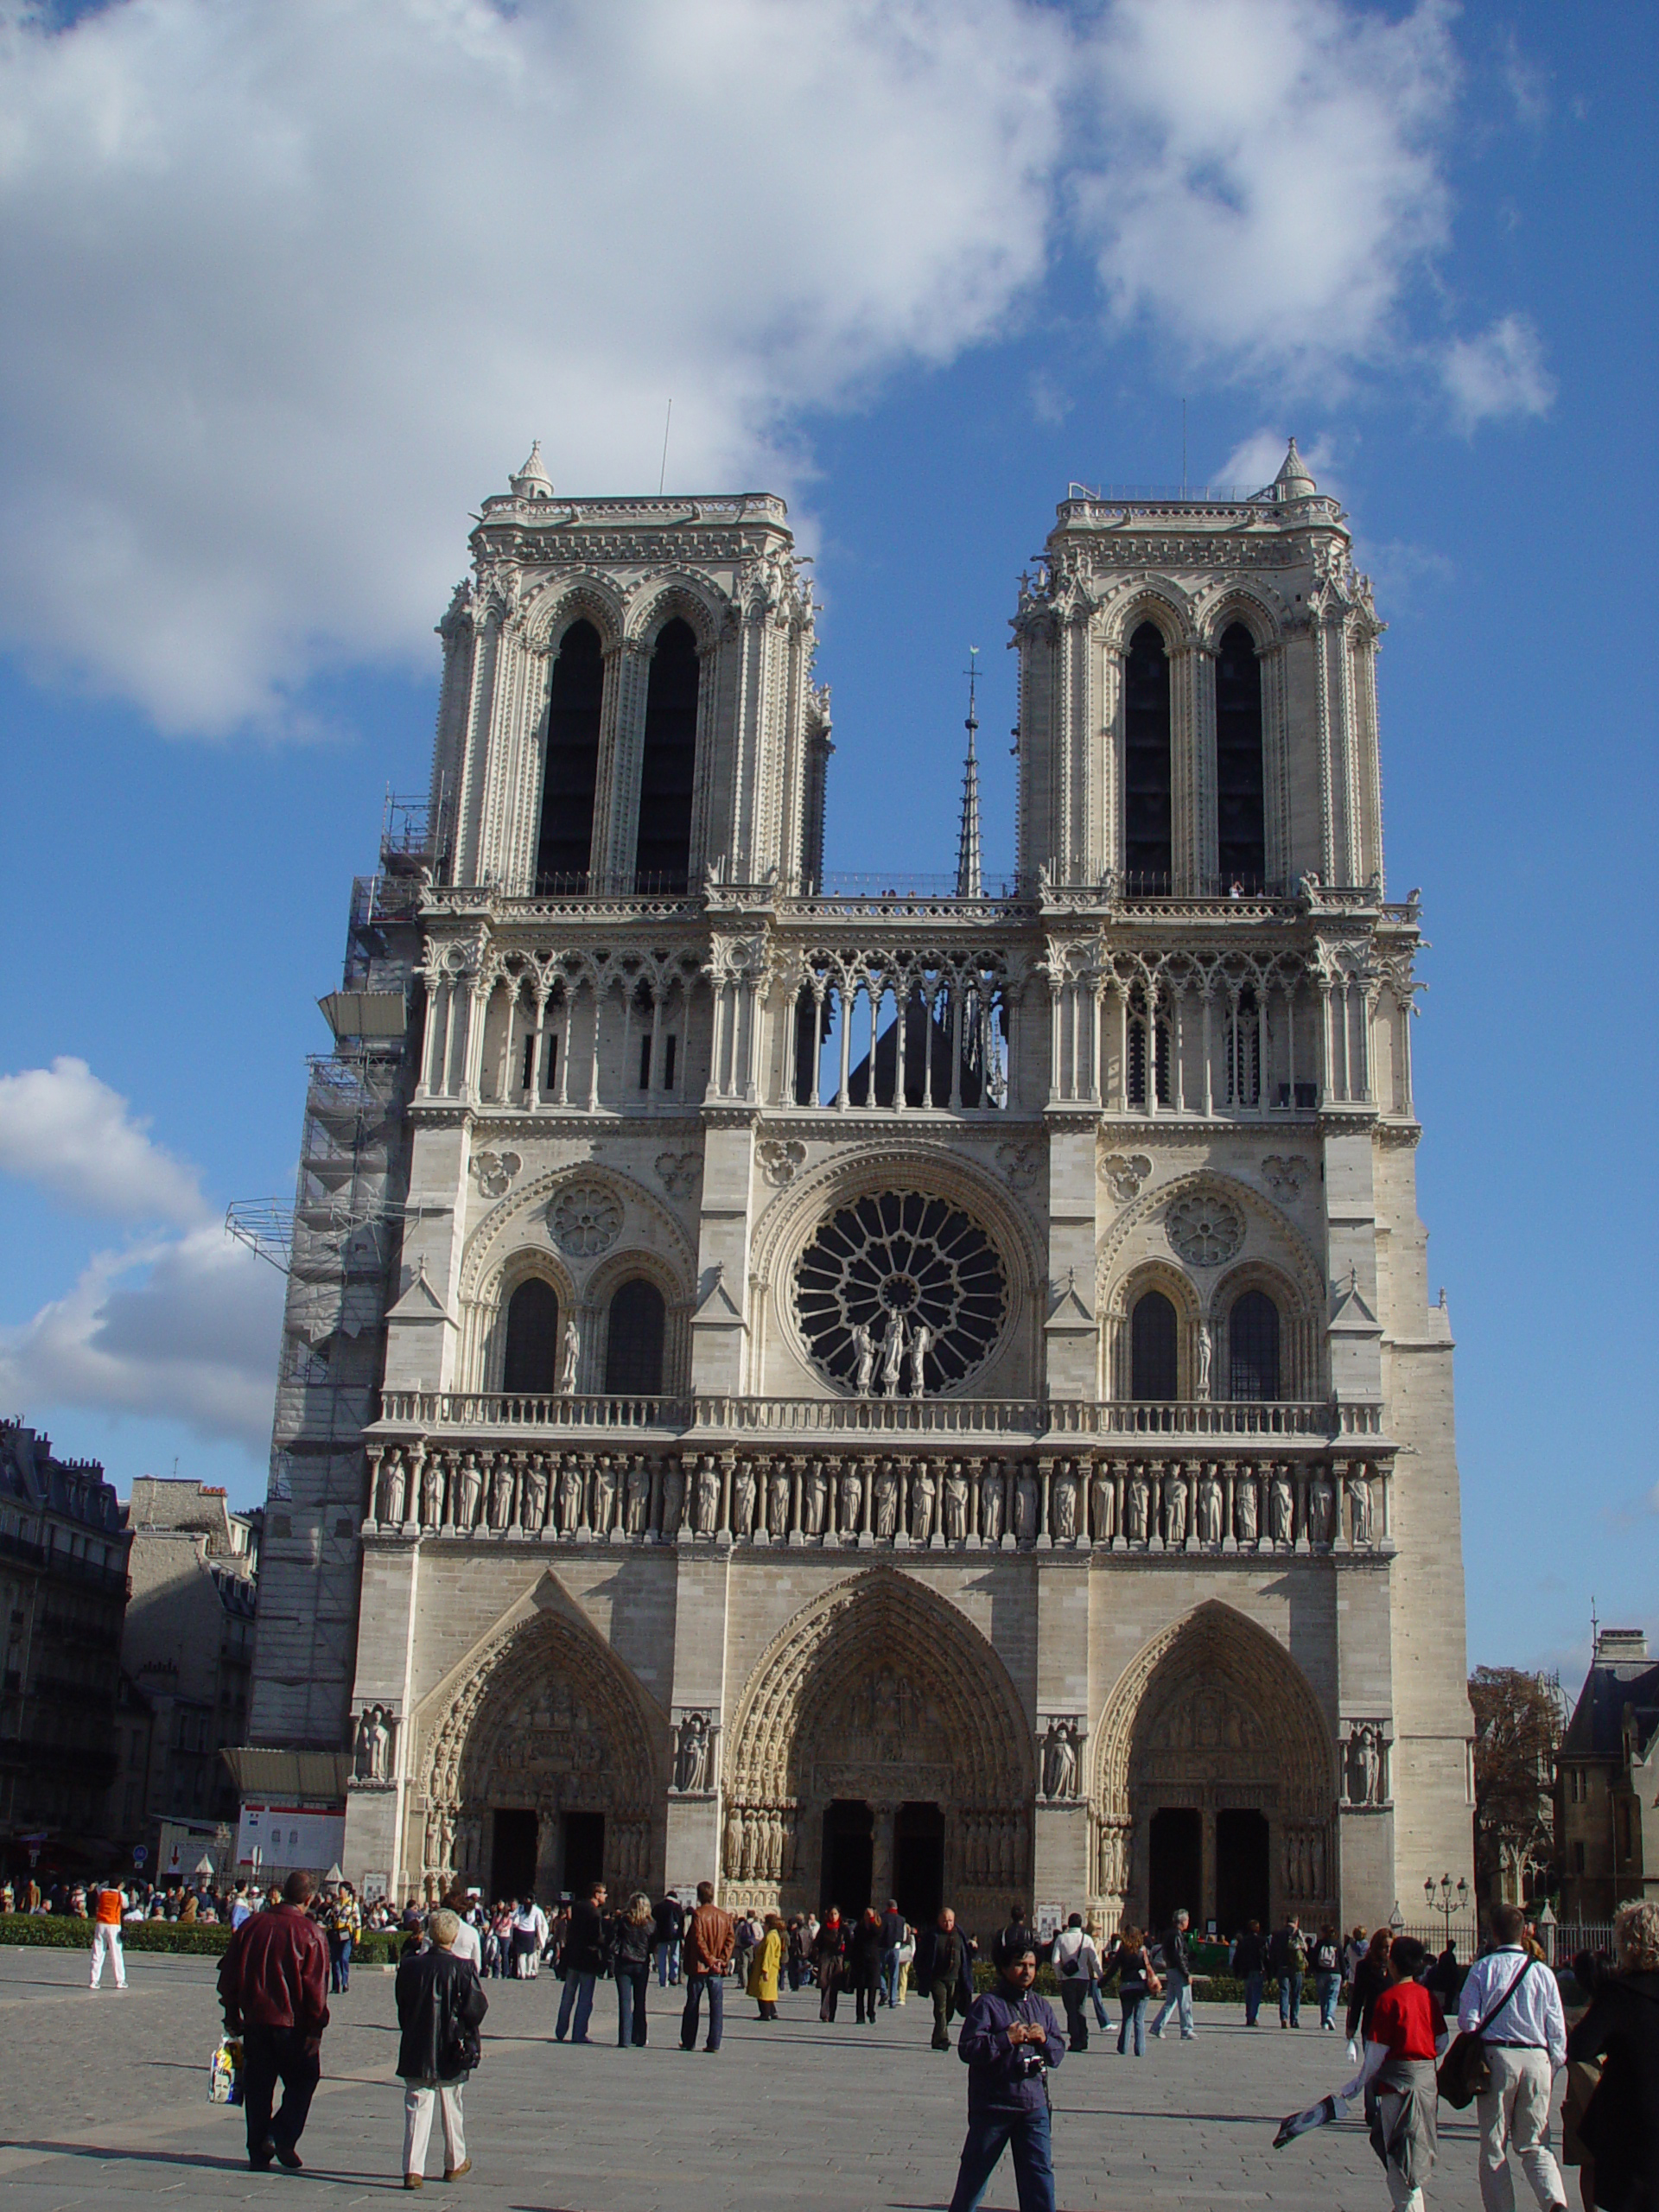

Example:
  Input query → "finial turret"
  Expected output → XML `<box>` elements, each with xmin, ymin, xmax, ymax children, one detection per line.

<box><xmin>1274</xmin><ymin>437</ymin><xmax>1316</xmax><ymax>501</ymax></box>
<box><xmin>510</xmin><ymin>441</ymin><xmax>555</xmax><ymax>500</ymax></box>
<box><xmin>956</xmin><ymin>647</ymin><xmax>983</xmax><ymax>899</ymax></box>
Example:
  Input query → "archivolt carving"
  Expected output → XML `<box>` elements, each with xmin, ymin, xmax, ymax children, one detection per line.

<box><xmin>1095</xmin><ymin>578</ymin><xmax>1197</xmax><ymax>653</ymax></box>
<box><xmin>520</xmin><ymin>573</ymin><xmax>629</xmax><ymax>656</ymax></box>
<box><xmin>1090</xmin><ymin>1600</ymin><xmax>1333</xmax><ymax>1827</ymax></box>
<box><xmin>625</xmin><ymin>571</ymin><xmax>726</xmax><ymax>652</ymax></box>
<box><xmin>725</xmin><ymin>1567</ymin><xmax>1033</xmax><ymax>1812</ymax></box>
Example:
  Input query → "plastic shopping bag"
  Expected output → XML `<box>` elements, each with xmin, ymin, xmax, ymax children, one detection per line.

<box><xmin>209</xmin><ymin>2035</ymin><xmax>243</xmax><ymax>2106</ymax></box>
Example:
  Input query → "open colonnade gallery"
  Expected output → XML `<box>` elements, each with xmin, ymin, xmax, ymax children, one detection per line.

<box><xmin>238</xmin><ymin>439</ymin><xmax>1475</xmax><ymax>1939</ymax></box>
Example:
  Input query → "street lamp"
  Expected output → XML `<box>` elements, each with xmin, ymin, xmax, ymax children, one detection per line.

<box><xmin>1423</xmin><ymin>1873</ymin><xmax>1468</xmax><ymax>1941</ymax></box>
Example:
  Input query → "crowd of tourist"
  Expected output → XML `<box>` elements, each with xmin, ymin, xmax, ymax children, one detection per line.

<box><xmin>12</xmin><ymin>1860</ymin><xmax>1654</xmax><ymax>2209</ymax></box>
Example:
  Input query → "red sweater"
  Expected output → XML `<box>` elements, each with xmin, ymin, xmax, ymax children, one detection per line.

<box><xmin>218</xmin><ymin>1905</ymin><xmax>331</xmax><ymax>2037</ymax></box>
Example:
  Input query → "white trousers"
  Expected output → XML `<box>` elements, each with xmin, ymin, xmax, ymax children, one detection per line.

<box><xmin>1476</xmin><ymin>2046</ymin><xmax>1563</xmax><ymax>2212</ymax></box>
<box><xmin>402</xmin><ymin>2082</ymin><xmax>466</xmax><ymax>2177</ymax></box>
<box><xmin>90</xmin><ymin>1924</ymin><xmax>125</xmax><ymax>1989</ymax></box>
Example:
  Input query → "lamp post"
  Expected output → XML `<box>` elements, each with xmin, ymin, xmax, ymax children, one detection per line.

<box><xmin>1423</xmin><ymin>1873</ymin><xmax>1468</xmax><ymax>1942</ymax></box>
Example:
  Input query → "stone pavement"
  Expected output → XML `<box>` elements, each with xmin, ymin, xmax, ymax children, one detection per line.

<box><xmin>0</xmin><ymin>1948</ymin><xmax>1549</xmax><ymax>2209</ymax></box>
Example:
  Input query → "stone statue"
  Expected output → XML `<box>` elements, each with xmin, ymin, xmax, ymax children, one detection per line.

<box><xmin>979</xmin><ymin>1461</ymin><xmax>1005</xmax><ymax>1543</ymax></box>
<box><xmin>419</xmin><ymin>1453</ymin><xmax>442</xmax><ymax>1528</ymax></box>
<box><xmin>907</xmin><ymin>1321</ymin><xmax>932</xmax><ymax>1397</ymax></box>
<box><xmin>803</xmin><ymin>1459</ymin><xmax>828</xmax><ymax>1536</ymax></box>
<box><xmin>1348</xmin><ymin>1724</ymin><xmax>1382</xmax><ymax>1806</ymax></box>
<box><xmin>1234</xmin><ymin>1467</ymin><xmax>1258</xmax><ymax>1543</ymax></box>
<box><xmin>1052</xmin><ymin>1462</ymin><xmax>1078</xmax><ymax>1542</ymax></box>
<box><xmin>852</xmin><ymin>1319</ymin><xmax>876</xmax><ymax>1395</ymax></box>
<box><xmin>1164</xmin><ymin>1465</ymin><xmax>1189</xmax><ymax>1546</ymax></box>
<box><xmin>880</xmin><ymin>1315</ymin><xmax>906</xmax><ymax>1398</ymax></box>
<box><xmin>1308</xmin><ymin>1469</ymin><xmax>1335</xmax><ymax>1547</ymax></box>
<box><xmin>942</xmin><ymin>1463</ymin><xmax>969</xmax><ymax>1541</ymax></box>
<box><xmin>522</xmin><ymin>1454</ymin><xmax>549</xmax><ymax>1531</ymax></box>
<box><xmin>1089</xmin><ymin>1462</ymin><xmax>1116</xmax><ymax>1543</ymax></box>
<box><xmin>1126</xmin><ymin>1466</ymin><xmax>1149</xmax><ymax>1543</ymax></box>
<box><xmin>1197</xmin><ymin>1322</ymin><xmax>1212</xmax><ymax>1398</ymax></box>
<box><xmin>623</xmin><ymin>1455</ymin><xmax>650</xmax><ymax>1535</ymax></box>
<box><xmin>1268</xmin><ymin>1465</ymin><xmax>1294</xmax><ymax>1545</ymax></box>
<box><xmin>873</xmin><ymin>1459</ymin><xmax>899</xmax><ymax>1539</ymax></box>
<box><xmin>731</xmin><ymin>1459</ymin><xmax>756</xmax><ymax>1537</ymax></box>
<box><xmin>1040</xmin><ymin>1719</ymin><xmax>1078</xmax><ymax>1801</ymax></box>
<box><xmin>673</xmin><ymin>1713</ymin><xmax>711</xmax><ymax>1794</ymax></box>
<box><xmin>591</xmin><ymin>1454</ymin><xmax>616</xmax><ymax>1535</ymax></box>
<box><xmin>661</xmin><ymin>1458</ymin><xmax>686</xmax><ymax>1537</ymax></box>
<box><xmin>379</xmin><ymin>1448</ymin><xmax>406</xmax><ymax>1527</ymax></box>
<box><xmin>909</xmin><ymin>1460</ymin><xmax>938</xmax><ymax>1543</ymax></box>
<box><xmin>838</xmin><ymin>1461</ymin><xmax>861</xmax><ymax>1536</ymax></box>
<box><xmin>354</xmin><ymin>1704</ymin><xmax>392</xmax><ymax>1783</ymax></box>
<box><xmin>1013</xmin><ymin>1463</ymin><xmax>1039</xmax><ymax>1544</ymax></box>
<box><xmin>767</xmin><ymin>1463</ymin><xmax>791</xmax><ymax>1538</ymax></box>
<box><xmin>1350</xmin><ymin>1470</ymin><xmax>1375</xmax><ymax>1545</ymax></box>
<box><xmin>694</xmin><ymin>1456</ymin><xmax>721</xmax><ymax>1535</ymax></box>
<box><xmin>556</xmin><ymin>1457</ymin><xmax>584</xmax><ymax>1533</ymax></box>
<box><xmin>559</xmin><ymin>1316</ymin><xmax>580</xmax><ymax>1394</ymax></box>
<box><xmin>1196</xmin><ymin>1466</ymin><xmax>1223</xmax><ymax>1545</ymax></box>
<box><xmin>456</xmin><ymin>1453</ymin><xmax>482</xmax><ymax>1530</ymax></box>
<box><xmin>488</xmin><ymin>1456</ymin><xmax>514</xmax><ymax>1529</ymax></box>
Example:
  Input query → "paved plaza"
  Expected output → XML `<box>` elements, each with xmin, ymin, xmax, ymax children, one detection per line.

<box><xmin>0</xmin><ymin>1948</ymin><xmax>1535</xmax><ymax>2210</ymax></box>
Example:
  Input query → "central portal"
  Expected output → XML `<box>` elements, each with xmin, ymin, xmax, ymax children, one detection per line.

<box><xmin>821</xmin><ymin>1800</ymin><xmax>874</xmax><ymax>1916</ymax></box>
<box><xmin>893</xmin><ymin>1801</ymin><xmax>945</xmax><ymax>1925</ymax></box>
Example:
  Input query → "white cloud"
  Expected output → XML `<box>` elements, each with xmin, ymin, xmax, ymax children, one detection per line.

<box><xmin>0</xmin><ymin>0</ymin><xmax>1542</xmax><ymax>736</ymax></box>
<box><xmin>1440</xmin><ymin>313</ymin><xmax>1556</xmax><ymax>432</ymax></box>
<box><xmin>0</xmin><ymin>1057</ymin><xmax>207</xmax><ymax>1224</ymax></box>
<box><xmin>0</xmin><ymin>1224</ymin><xmax>284</xmax><ymax>1452</ymax></box>
<box><xmin>0</xmin><ymin>0</ymin><xmax>1065</xmax><ymax>733</ymax></box>
<box><xmin>1073</xmin><ymin>0</ymin><xmax>1454</xmax><ymax>385</ymax></box>
<box><xmin>1216</xmin><ymin>427</ymin><xmax>1342</xmax><ymax>497</ymax></box>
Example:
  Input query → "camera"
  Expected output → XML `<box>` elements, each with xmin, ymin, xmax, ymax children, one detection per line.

<box><xmin>1014</xmin><ymin>2045</ymin><xmax>1048</xmax><ymax>2079</ymax></box>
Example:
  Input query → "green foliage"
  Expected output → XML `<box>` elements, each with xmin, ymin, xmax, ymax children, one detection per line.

<box><xmin>0</xmin><ymin>1913</ymin><xmax>402</xmax><ymax>1962</ymax></box>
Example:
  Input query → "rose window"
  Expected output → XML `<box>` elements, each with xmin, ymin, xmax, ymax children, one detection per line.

<box><xmin>550</xmin><ymin>1181</ymin><xmax>622</xmax><ymax>1257</ymax></box>
<box><xmin>792</xmin><ymin>1191</ymin><xmax>1007</xmax><ymax>1393</ymax></box>
<box><xmin>1165</xmin><ymin>1190</ymin><xmax>1244</xmax><ymax>1267</ymax></box>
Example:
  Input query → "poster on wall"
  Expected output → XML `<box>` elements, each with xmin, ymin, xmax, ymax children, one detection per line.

<box><xmin>237</xmin><ymin>1802</ymin><xmax>346</xmax><ymax>1873</ymax></box>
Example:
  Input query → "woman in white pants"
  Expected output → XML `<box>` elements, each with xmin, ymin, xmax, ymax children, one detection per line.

<box><xmin>89</xmin><ymin>1880</ymin><xmax>127</xmax><ymax>1990</ymax></box>
<box><xmin>395</xmin><ymin>1908</ymin><xmax>488</xmax><ymax>2189</ymax></box>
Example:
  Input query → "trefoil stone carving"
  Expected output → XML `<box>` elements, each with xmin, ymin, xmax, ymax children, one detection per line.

<box><xmin>471</xmin><ymin>1150</ymin><xmax>522</xmax><ymax>1199</ymax></box>
<box><xmin>1100</xmin><ymin>1152</ymin><xmax>1153</xmax><ymax>1203</ymax></box>
<box><xmin>756</xmin><ymin>1138</ymin><xmax>806</xmax><ymax>1187</ymax></box>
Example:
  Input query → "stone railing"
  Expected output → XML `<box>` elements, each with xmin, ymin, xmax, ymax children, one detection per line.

<box><xmin>374</xmin><ymin>1392</ymin><xmax>1381</xmax><ymax>1444</ymax></box>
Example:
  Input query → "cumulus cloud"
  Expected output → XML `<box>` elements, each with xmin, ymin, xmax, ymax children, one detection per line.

<box><xmin>1073</xmin><ymin>0</ymin><xmax>1455</xmax><ymax>384</ymax></box>
<box><xmin>1440</xmin><ymin>313</ymin><xmax>1556</xmax><ymax>432</ymax></box>
<box><xmin>0</xmin><ymin>0</ymin><xmax>1544</xmax><ymax>735</ymax></box>
<box><xmin>0</xmin><ymin>1057</ymin><xmax>207</xmax><ymax>1224</ymax></box>
<box><xmin>1216</xmin><ymin>427</ymin><xmax>1342</xmax><ymax>496</ymax></box>
<box><xmin>0</xmin><ymin>1224</ymin><xmax>285</xmax><ymax>1452</ymax></box>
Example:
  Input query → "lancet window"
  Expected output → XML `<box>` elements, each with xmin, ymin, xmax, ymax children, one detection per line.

<box><xmin>502</xmin><ymin>1278</ymin><xmax>561</xmax><ymax>1394</ymax></box>
<box><xmin>633</xmin><ymin>619</ymin><xmax>699</xmax><ymax>892</ymax></box>
<box><xmin>1215</xmin><ymin>621</ymin><xmax>1266</xmax><ymax>891</ymax></box>
<box><xmin>537</xmin><ymin>619</ymin><xmax>604</xmax><ymax>890</ymax></box>
<box><xmin>1123</xmin><ymin>621</ymin><xmax>1173</xmax><ymax>891</ymax></box>
<box><xmin>1126</xmin><ymin>989</ymin><xmax>1171</xmax><ymax>1109</ymax></box>
<box><xmin>786</xmin><ymin>953</ymin><xmax>1009</xmax><ymax>1112</ymax></box>
<box><xmin>606</xmin><ymin>1278</ymin><xmax>666</xmax><ymax>1395</ymax></box>
<box><xmin>1130</xmin><ymin>1290</ymin><xmax>1179</xmax><ymax>1399</ymax></box>
<box><xmin>1228</xmin><ymin>1289</ymin><xmax>1281</xmax><ymax>1402</ymax></box>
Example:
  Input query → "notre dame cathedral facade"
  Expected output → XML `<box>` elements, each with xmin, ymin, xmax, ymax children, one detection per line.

<box><xmin>243</xmin><ymin>437</ymin><xmax>1475</xmax><ymax>1938</ymax></box>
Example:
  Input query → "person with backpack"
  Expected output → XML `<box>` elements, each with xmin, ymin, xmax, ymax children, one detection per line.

<box><xmin>1051</xmin><ymin>1914</ymin><xmax>1103</xmax><ymax>2052</ymax></box>
<box><xmin>396</xmin><ymin>1906</ymin><xmax>487</xmax><ymax>2189</ymax></box>
<box><xmin>1310</xmin><ymin>1924</ymin><xmax>1344</xmax><ymax>2031</ymax></box>
<box><xmin>1268</xmin><ymin>1914</ymin><xmax>1307</xmax><ymax>2029</ymax></box>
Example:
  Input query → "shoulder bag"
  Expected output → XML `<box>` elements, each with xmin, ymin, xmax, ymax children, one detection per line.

<box><xmin>1437</xmin><ymin>1955</ymin><xmax>1534</xmax><ymax>2109</ymax></box>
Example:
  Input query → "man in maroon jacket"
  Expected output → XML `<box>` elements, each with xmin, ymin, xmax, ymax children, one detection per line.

<box><xmin>218</xmin><ymin>1868</ymin><xmax>332</xmax><ymax>2171</ymax></box>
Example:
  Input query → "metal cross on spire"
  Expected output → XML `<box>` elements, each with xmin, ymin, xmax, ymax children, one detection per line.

<box><xmin>956</xmin><ymin>647</ymin><xmax>983</xmax><ymax>899</ymax></box>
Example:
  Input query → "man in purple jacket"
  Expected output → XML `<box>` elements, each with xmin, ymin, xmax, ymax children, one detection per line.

<box><xmin>948</xmin><ymin>1930</ymin><xmax>1065</xmax><ymax>2212</ymax></box>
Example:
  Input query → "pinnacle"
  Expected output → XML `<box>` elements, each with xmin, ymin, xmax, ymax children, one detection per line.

<box><xmin>511</xmin><ymin>441</ymin><xmax>555</xmax><ymax>499</ymax></box>
<box><xmin>1274</xmin><ymin>438</ymin><xmax>1316</xmax><ymax>499</ymax></box>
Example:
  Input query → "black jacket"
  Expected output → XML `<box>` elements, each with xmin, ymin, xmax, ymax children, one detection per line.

<box><xmin>613</xmin><ymin>1913</ymin><xmax>654</xmax><ymax>1971</ymax></box>
<box><xmin>1230</xmin><ymin>1932</ymin><xmax>1266</xmax><ymax>1975</ymax></box>
<box><xmin>1568</xmin><ymin>1970</ymin><xmax>1659</xmax><ymax>2209</ymax></box>
<box><xmin>563</xmin><ymin>1897</ymin><xmax>609</xmax><ymax>1975</ymax></box>
<box><xmin>917</xmin><ymin>1923</ymin><xmax>976</xmax><ymax>2011</ymax></box>
<box><xmin>1162</xmin><ymin>1924</ymin><xmax>1192</xmax><ymax>1980</ymax></box>
<box><xmin>652</xmin><ymin>1895</ymin><xmax>683</xmax><ymax>1944</ymax></box>
<box><xmin>395</xmin><ymin>1948</ymin><xmax>488</xmax><ymax>2082</ymax></box>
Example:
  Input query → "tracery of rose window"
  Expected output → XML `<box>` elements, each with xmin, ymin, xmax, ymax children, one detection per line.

<box><xmin>792</xmin><ymin>1191</ymin><xmax>1007</xmax><ymax>1394</ymax></box>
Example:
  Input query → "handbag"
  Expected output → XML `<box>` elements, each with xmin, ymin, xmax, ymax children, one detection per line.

<box><xmin>1437</xmin><ymin>1955</ymin><xmax>1535</xmax><ymax>2109</ymax></box>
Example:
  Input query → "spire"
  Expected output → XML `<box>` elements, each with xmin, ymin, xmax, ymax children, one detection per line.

<box><xmin>510</xmin><ymin>440</ymin><xmax>554</xmax><ymax>499</ymax></box>
<box><xmin>956</xmin><ymin>648</ymin><xmax>983</xmax><ymax>899</ymax></box>
<box><xmin>1274</xmin><ymin>436</ymin><xmax>1316</xmax><ymax>501</ymax></box>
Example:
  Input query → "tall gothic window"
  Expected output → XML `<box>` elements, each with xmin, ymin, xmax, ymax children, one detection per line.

<box><xmin>1215</xmin><ymin>621</ymin><xmax>1266</xmax><ymax>890</ymax></box>
<box><xmin>1127</xmin><ymin>994</ymin><xmax>1172</xmax><ymax>1108</ymax></box>
<box><xmin>1226</xmin><ymin>986</ymin><xmax>1262</xmax><ymax>1107</ymax></box>
<box><xmin>502</xmin><ymin>1278</ymin><xmax>561</xmax><ymax>1394</ymax></box>
<box><xmin>605</xmin><ymin>1277</ymin><xmax>666</xmax><ymax>1395</ymax></box>
<box><xmin>1229</xmin><ymin>1288</ymin><xmax>1281</xmax><ymax>1402</ymax></box>
<box><xmin>1123</xmin><ymin>621</ymin><xmax>1172</xmax><ymax>891</ymax></box>
<box><xmin>537</xmin><ymin>619</ymin><xmax>604</xmax><ymax>888</ymax></box>
<box><xmin>633</xmin><ymin>618</ymin><xmax>700</xmax><ymax>890</ymax></box>
<box><xmin>1130</xmin><ymin>1289</ymin><xmax>1178</xmax><ymax>1399</ymax></box>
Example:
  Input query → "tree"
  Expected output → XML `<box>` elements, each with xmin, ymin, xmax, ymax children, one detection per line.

<box><xmin>1469</xmin><ymin>1666</ymin><xmax>1564</xmax><ymax>1905</ymax></box>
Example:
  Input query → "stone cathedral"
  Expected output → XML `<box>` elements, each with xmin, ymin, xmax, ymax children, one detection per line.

<box><xmin>245</xmin><ymin>437</ymin><xmax>1475</xmax><ymax>1938</ymax></box>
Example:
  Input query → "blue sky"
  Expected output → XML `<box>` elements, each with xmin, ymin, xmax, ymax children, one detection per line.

<box><xmin>0</xmin><ymin>0</ymin><xmax>1652</xmax><ymax>1684</ymax></box>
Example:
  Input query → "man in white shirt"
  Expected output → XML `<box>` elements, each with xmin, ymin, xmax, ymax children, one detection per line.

<box><xmin>1455</xmin><ymin>1903</ymin><xmax>1567</xmax><ymax>2212</ymax></box>
<box><xmin>1051</xmin><ymin>1914</ymin><xmax>1103</xmax><ymax>2051</ymax></box>
<box><xmin>440</xmin><ymin>1889</ymin><xmax>482</xmax><ymax>1971</ymax></box>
